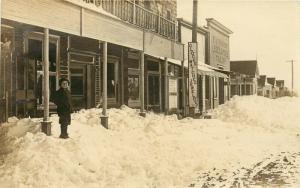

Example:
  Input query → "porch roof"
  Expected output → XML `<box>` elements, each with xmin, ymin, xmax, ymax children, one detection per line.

<box><xmin>167</xmin><ymin>58</ymin><xmax>228</xmax><ymax>78</ymax></box>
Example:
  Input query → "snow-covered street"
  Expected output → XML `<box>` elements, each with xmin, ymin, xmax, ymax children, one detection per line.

<box><xmin>0</xmin><ymin>96</ymin><xmax>299</xmax><ymax>188</ymax></box>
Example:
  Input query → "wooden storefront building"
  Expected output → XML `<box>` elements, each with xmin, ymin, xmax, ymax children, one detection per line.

<box><xmin>0</xmin><ymin>0</ymin><xmax>184</xmax><ymax>124</ymax></box>
<box><xmin>230</xmin><ymin>60</ymin><xmax>259</xmax><ymax>96</ymax></box>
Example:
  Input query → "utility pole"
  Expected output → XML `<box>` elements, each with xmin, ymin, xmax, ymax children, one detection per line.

<box><xmin>192</xmin><ymin>0</ymin><xmax>198</xmax><ymax>42</ymax></box>
<box><xmin>191</xmin><ymin>0</ymin><xmax>200</xmax><ymax>117</ymax></box>
<box><xmin>286</xmin><ymin>60</ymin><xmax>295</xmax><ymax>95</ymax></box>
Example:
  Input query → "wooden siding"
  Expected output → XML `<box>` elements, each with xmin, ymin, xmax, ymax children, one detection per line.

<box><xmin>2</xmin><ymin>0</ymin><xmax>81</xmax><ymax>35</ymax></box>
<box><xmin>144</xmin><ymin>32</ymin><xmax>183</xmax><ymax>61</ymax></box>
<box><xmin>83</xmin><ymin>9</ymin><xmax>143</xmax><ymax>50</ymax></box>
<box><xmin>2</xmin><ymin>0</ymin><xmax>183</xmax><ymax>60</ymax></box>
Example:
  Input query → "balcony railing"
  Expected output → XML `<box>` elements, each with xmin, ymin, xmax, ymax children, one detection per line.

<box><xmin>82</xmin><ymin>0</ymin><xmax>176</xmax><ymax>40</ymax></box>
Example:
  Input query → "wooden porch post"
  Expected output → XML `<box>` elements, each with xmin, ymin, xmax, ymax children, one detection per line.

<box><xmin>239</xmin><ymin>83</ymin><xmax>242</xmax><ymax>96</ymax></box>
<box><xmin>181</xmin><ymin>60</ymin><xmax>186</xmax><ymax>116</ymax></box>
<box><xmin>41</xmin><ymin>28</ymin><xmax>51</xmax><ymax>135</ymax></box>
<box><xmin>139</xmin><ymin>50</ymin><xmax>146</xmax><ymax>117</ymax></box>
<box><xmin>139</xmin><ymin>30</ymin><xmax>146</xmax><ymax>117</ymax></box>
<box><xmin>202</xmin><ymin>75</ymin><xmax>205</xmax><ymax>113</ymax></box>
<box><xmin>244</xmin><ymin>80</ymin><xmax>247</xmax><ymax>95</ymax></box>
<box><xmin>101</xmin><ymin>41</ymin><xmax>108</xmax><ymax>128</ymax></box>
<box><xmin>228</xmin><ymin>78</ymin><xmax>231</xmax><ymax>100</ymax></box>
<box><xmin>164</xmin><ymin>57</ymin><xmax>169</xmax><ymax>115</ymax></box>
<box><xmin>210</xmin><ymin>77</ymin><xmax>213</xmax><ymax>108</ymax></box>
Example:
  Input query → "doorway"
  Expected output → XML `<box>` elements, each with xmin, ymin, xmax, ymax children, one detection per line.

<box><xmin>146</xmin><ymin>59</ymin><xmax>161</xmax><ymax>112</ymax></box>
<box><xmin>147</xmin><ymin>74</ymin><xmax>160</xmax><ymax>111</ymax></box>
<box><xmin>70</xmin><ymin>64</ymin><xmax>87</xmax><ymax>110</ymax></box>
<box><xmin>219</xmin><ymin>78</ymin><xmax>225</xmax><ymax>104</ymax></box>
<box><xmin>107</xmin><ymin>59</ymin><xmax>119</xmax><ymax>106</ymax></box>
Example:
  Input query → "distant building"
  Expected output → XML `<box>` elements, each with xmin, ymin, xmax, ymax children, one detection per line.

<box><xmin>257</xmin><ymin>75</ymin><xmax>266</xmax><ymax>96</ymax></box>
<box><xmin>275</xmin><ymin>80</ymin><xmax>288</xmax><ymax>97</ymax></box>
<box><xmin>230</xmin><ymin>60</ymin><xmax>259</xmax><ymax>96</ymax></box>
<box><xmin>258</xmin><ymin>77</ymin><xmax>289</xmax><ymax>99</ymax></box>
<box><xmin>275</xmin><ymin>80</ymin><xmax>284</xmax><ymax>88</ymax></box>
<box><xmin>266</xmin><ymin>77</ymin><xmax>277</xmax><ymax>99</ymax></box>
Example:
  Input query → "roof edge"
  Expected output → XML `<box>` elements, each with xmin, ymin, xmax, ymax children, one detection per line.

<box><xmin>177</xmin><ymin>18</ymin><xmax>209</xmax><ymax>34</ymax></box>
<box><xmin>206</xmin><ymin>18</ymin><xmax>233</xmax><ymax>34</ymax></box>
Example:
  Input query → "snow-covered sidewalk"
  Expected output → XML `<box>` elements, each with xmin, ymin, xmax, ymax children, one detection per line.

<box><xmin>0</xmin><ymin>96</ymin><xmax>299</xmax><ymax>188</ymax></box>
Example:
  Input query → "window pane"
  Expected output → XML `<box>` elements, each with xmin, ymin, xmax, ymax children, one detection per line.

<box><xmin>1</xmin><ymin>27</ymin><xmax>14</xmax><ymax>92</ymax></box>
<box><xmin>107</xmin><ymin>63</ymin><xmax>116</xmax><ymax>98</ymax></box>
<box><xmin>128</xmin><ymin>75</ymin><xmax>139</xmax><ymax>100</ymax></box>
<box><xmin>148</xmin><ymin>75</ymin><xmax>160</xmax><ymax>105</ymax></box>
<box><xmin>71</xmin><ymin>76</ymin><xmax>84</xmax><ymax>96</ymax></box>
<box><xmin>28</xmin><ymin>59</ymin><xmax>35</xmax><ymax>90</ymax></box>
<box><xmin>49</xmin><ymin>43</ymin><xmax>57</xmax><ymax>72</ymax></box>
<box><xmin>147</xmin><ymin>61</ymin><xmax>159</xmax><ymax>72</ymax></box>
<box><xmin>49</xmin><ymin>75</ymin><xmax>56</xmax><ymax>102</ymax></box>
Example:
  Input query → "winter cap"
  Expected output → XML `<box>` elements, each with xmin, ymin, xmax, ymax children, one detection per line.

<box><xmin>59</xmin><ymin>77</ymin><xmax>70</xmax><ymax>86</ymax></box>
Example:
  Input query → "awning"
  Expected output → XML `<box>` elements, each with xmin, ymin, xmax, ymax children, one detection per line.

<box><xmin>204</xmin><ymin>64</ymin><xmax>231</xmax><ymax>78</ymax></box>
<box><xmin>143</xmin><ymin>54</ymin><xmax>228</xmax><ymax>78</ymax></box>
<box><xmin>198</xmin><ymin>64</ymin><xmax>215</xmax><ymax>76</ymax></box>
<box><xmin>198</xmin><ymin>64</ymin><xmax>228</xmax><ymax>78</ymax></box>
<box><xmin>167</xmin><ymin>58</ymin><xmax>182</xmax><ymax>66</ymax></box>
<box><xmin>145</xmin><ymin>54</ymin><xmax>183</xmax><ymax>66</ymax></box>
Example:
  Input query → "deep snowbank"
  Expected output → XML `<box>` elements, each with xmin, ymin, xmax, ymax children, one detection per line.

<box><xmin>212</xmin><ymin>95</ymin><xmax>300</xmax><ymax>132</ymax></box>
<box><xmin>0</xmin><ymin>96</ymin><xmax>299</xmax><ymax>188</ymax></box>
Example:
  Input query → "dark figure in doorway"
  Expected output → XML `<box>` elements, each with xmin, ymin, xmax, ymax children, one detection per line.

<box><xmin>53</xmin><ymin>78</ymin><xmax>73</xmax><ymax>139</ymax></box>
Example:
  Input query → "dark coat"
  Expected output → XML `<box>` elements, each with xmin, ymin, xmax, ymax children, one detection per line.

<box><xmin>53</xmin><ymin>88</ymin><xmax>73</xmax><ymax>125</ymax></box>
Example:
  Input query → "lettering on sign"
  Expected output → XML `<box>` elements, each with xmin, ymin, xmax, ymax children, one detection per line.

<box><xmin>188</xmin><ymin>42</ymin><xmax>199</xmax><ymax>109</ymax></box>
<box><xmin>211</xmin><ymin>33</ymin><xmax>229</xmax><ymax>69</ymax></box>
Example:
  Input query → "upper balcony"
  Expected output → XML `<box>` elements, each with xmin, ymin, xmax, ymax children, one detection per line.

<box><xmin>81</xmin><ymin>0</ymin><xmax>176</xmax><ymax>40</ymax></box>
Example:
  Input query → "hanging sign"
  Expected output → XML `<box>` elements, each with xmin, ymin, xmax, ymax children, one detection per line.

<box><xmin>188</xmin><ymin>42</ymin><xmax>198</xmax><ymax>109</ymax></box>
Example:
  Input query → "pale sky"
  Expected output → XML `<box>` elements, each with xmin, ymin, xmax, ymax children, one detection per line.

<box><xmin>177</xmin><ymin>0</ymin><xmax>300</xmax><ymax>93</ymax></box>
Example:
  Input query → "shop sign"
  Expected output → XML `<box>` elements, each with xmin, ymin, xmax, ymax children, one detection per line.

<box><xmin>210</xmin><ymin>31</ymin><xmax>230</xmax><ymax>70</ymax></box>
<box><xmin>188</xmin><ymin>42</ymin><xmax>198</xmax><ymax>109</ymax></box>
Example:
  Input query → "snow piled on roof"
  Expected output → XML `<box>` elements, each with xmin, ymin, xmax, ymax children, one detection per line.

<box><xmin>0</xmin><ymin>96</ymin><xmax>299</xmax><ymax>188</ymax></box>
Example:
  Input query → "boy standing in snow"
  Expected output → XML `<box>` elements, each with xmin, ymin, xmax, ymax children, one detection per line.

<box><xmin>53</xmin><ymin>78</ymin><xmax>73</xmax><ymax>139</ymax></box>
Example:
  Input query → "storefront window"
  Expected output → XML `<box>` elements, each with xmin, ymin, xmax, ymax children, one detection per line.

<box><xmin>127</xmin><ymin>52</ymin><xmax>140</xmax><ymax>107</ymax></box>
<box><xmin>168</xmin><ymin>64</ymin><xmax>181</xmax><ymax>77</ymax></box>
<box><xmin>147</xmin><ymin>61</ymin><xmax>159</xmax><ymax>72</ymax></box>
<box><xmin>128</xmin><ymin>75</ymin><xmax>139</xmax><ymax>101</ymax></box>
<box><xmin>70</xmin><ymin>69</ymin><xmax>84</xmax><ymax>96</ymax></box>
<box><xmin>1</xmin><ymin>26</ymin><xmax>14</xmax><ymax>98</ymax></box>
<box><xmin>28</xmin><ymin>38</ymin><xmax>57</xmax><ymax>106</ymax></box>
<box><xmin>168</xmin><ymin>64</ymin><xmax>175</xmax><ymax>76</ymax></box>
